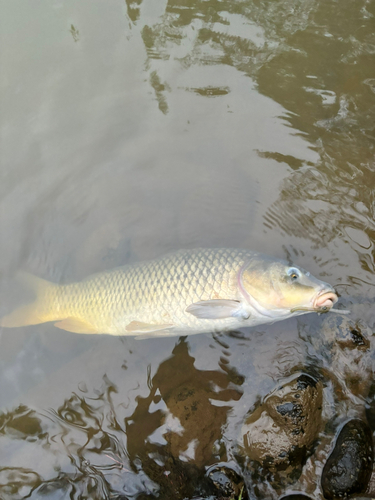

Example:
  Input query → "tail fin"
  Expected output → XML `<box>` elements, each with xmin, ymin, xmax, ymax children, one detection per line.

<box><xmin>0</xmin><ymin>272</ymin><xmax>58</xmax><ymax>328</ymax></box>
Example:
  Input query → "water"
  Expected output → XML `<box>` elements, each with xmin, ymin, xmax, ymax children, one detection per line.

<box><xmin>0</xmin><ymin>0</ymin><xmax>374</xmax><ymax>498</ymax></box>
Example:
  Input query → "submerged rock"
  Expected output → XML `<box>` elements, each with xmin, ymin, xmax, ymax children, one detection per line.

<box><xmin>241</xmin><ymin>373</ymin><xmax>323</xmax><ymax>484</ymax></box>
<box><xmin>279</xmin><ymin>495</ymin><xmax>313</xmax><ymax>500</ymax></box>
<box><xmin>321</xmin><ymin>419</ymin><xmax>373</xmax><ymax>499</ymax></box>
<box><xmin>308</xmin><ymin>314</ymin><xmax>374</xmax><ymax>405</ymax></box>
<box><xmin>206</xmin><ymin>465</ymin><xmax>247</xmax><ymax>499</ymax></box>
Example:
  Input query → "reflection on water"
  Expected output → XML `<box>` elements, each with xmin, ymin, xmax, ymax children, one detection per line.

<box><xmin>1</xmin><ymin>310</ymin><xmax>374</xmax><ymax>499</ymax></box>
<box><xmin>1</xmin><ymin>0</ymin><xmax>375</xmax><ymax>497</ymax></box>
<box><xmin>264</xmin><ymin>165</ymin><xmax>375</xmax><ymax>294</ymax></box>
<box><xmin>0</xmin><ymin>338</ymin><xmax>243</xmax><ymax>499</ymax></box>
<box><xmin>134</xmin><ymin>0</ymin><xmax>375</xmax><ymax>294</ymax></box>
<box><xmin>125</xmin><ymin>338</ymin><xmax>243</xmax><ymax>497</ymax></box>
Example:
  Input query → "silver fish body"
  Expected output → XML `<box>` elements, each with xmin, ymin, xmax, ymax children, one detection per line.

<box><xmin>0</xmin><ymin>248</ymin><xmax>339</xmax><ymax>337</ymax></box>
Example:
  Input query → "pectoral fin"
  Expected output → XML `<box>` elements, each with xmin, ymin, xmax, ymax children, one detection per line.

<box><xmin>125</xmin><ymin>321</ymin><xmax>174</xmax><ymax>334</ymax></box>
<box><xmin>54</xmin><ymin>318</ymin><xmax>98</xmax><ymax>334</ymax></box>
<box><xmin>186</xmin><ymin>299</ymin><xmax>249</xmax><ymax>319</ymax></box>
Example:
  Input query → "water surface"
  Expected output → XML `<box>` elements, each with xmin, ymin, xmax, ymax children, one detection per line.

<box><xmin>1</xmin><ymin>0</ymin><xmax>374</xmax><ymax>498</ymax></box>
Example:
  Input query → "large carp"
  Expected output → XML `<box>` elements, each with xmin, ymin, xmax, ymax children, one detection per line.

<box><xmin>0</xmin><ymin>248</ymin><xmax>341</xmax><ymax>337</ymax></box>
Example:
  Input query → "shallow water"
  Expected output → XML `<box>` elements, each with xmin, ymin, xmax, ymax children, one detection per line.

<box><xmin>0</xmin><ymin>0</ymin><xmax>374</xmax><ymax>498</ymax></box>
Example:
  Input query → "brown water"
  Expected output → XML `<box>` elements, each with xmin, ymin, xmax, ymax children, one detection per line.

<box><xmin>0</xmin><ymin>0</ymin><xmax>374</xmax><ymax>498</ymax></box>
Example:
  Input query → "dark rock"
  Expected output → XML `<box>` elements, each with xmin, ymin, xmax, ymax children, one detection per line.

<box><xmin>241</xmin><ymin>373</ymin><xmax>323</xmax><ymax>475</ymax></box>
<box><xmin>365</xmin><ymin>470</ymin><xmax>375</xmax><ymax>496</ymax></box>
<box><xmin>321</xmin><ymin>419</ymin><xmax>373</xmax><ymax>499</ymax></box>
<box><xmin>296</xmin><ymin>374</ymin><xmax>318</xmax><ymax>389</ymax></box>
<box><xmin>311</xmin><ymin>315</ymin><xmax>373</xmax><ymax>401</ymax></box>
<box><xmin>348</xmin><ymin>327</ymin><xmax>369</xmax><ymax>348</ymax></box>
<box><xmin>206</xmin><ymin>465</ymin><xmax>247</xmax><ymax>499</ymax></box>
<box><xmin>365</xmin><ymin>383</ymin><xmax>375</xmax><ymax>433</ymax></box>
<box><xmin>279</xmin><ymin>495</ymin><xmax>313</xmax><ymax>500</ymax></box>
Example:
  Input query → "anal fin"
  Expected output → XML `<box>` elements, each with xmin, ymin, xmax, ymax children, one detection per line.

<box><xmin>54</xmin><ymin>318</ymin><xmax>98</xmax><ymax>334</ymax></box>
<box><xmin>125</xmin><ymin>320</ymin><xmax>174</xmax><ymax>334</ymax></box>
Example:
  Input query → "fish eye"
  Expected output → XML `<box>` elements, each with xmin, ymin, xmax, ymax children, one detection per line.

<box><xmin>287</xmin><ymin>267</ymin><xmax>300</xmax><ymax>281</ymax></box>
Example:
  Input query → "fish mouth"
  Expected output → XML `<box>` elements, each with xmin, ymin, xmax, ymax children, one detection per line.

<box><xmin>290</xmin><ymin>288</ymin><xmax>338</xmax><ymax>314</ymax></box>
<box><xmin>313</xmin><ymin>289</ymin><xmax>338</xmax><ymax>312</ymax></box>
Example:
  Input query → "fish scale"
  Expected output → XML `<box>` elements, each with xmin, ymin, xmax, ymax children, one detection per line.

<box><xmin>62</xmin><ymin>250</ymin><xmax>224</xmax><ymax>330</ymax></box>
<box><xmin>0</xmin><ymin>248</ymin><xmax>340</xmax><ymax>336</ymax></box>
<box><xmin>69</xmin><ymin>247</ymin><xmax>249</xmax><ymax>333</ymax></box>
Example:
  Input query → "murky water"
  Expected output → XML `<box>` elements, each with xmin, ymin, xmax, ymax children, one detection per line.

<box><xmin>1</xmin><ymin>0</ymin><xmax>374</xmax><ymax>498</ymax></box>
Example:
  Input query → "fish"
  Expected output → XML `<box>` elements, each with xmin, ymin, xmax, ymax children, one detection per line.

<box><xmin>0</xmin><ymin>248</ymin><xmax>345</xmax><ymax>337</ymax></box>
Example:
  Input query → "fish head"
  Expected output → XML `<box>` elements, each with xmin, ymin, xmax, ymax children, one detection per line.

<box><xmin>239</xmin><ymin>256</ymin><xmax>338</xmax><ymax>318</ymax></box>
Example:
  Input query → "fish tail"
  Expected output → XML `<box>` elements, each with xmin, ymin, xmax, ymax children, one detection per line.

<box><xmin>0</xmin><ymin>272</ymin><xmax>59</xmax><ymax>327</ymax></box>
